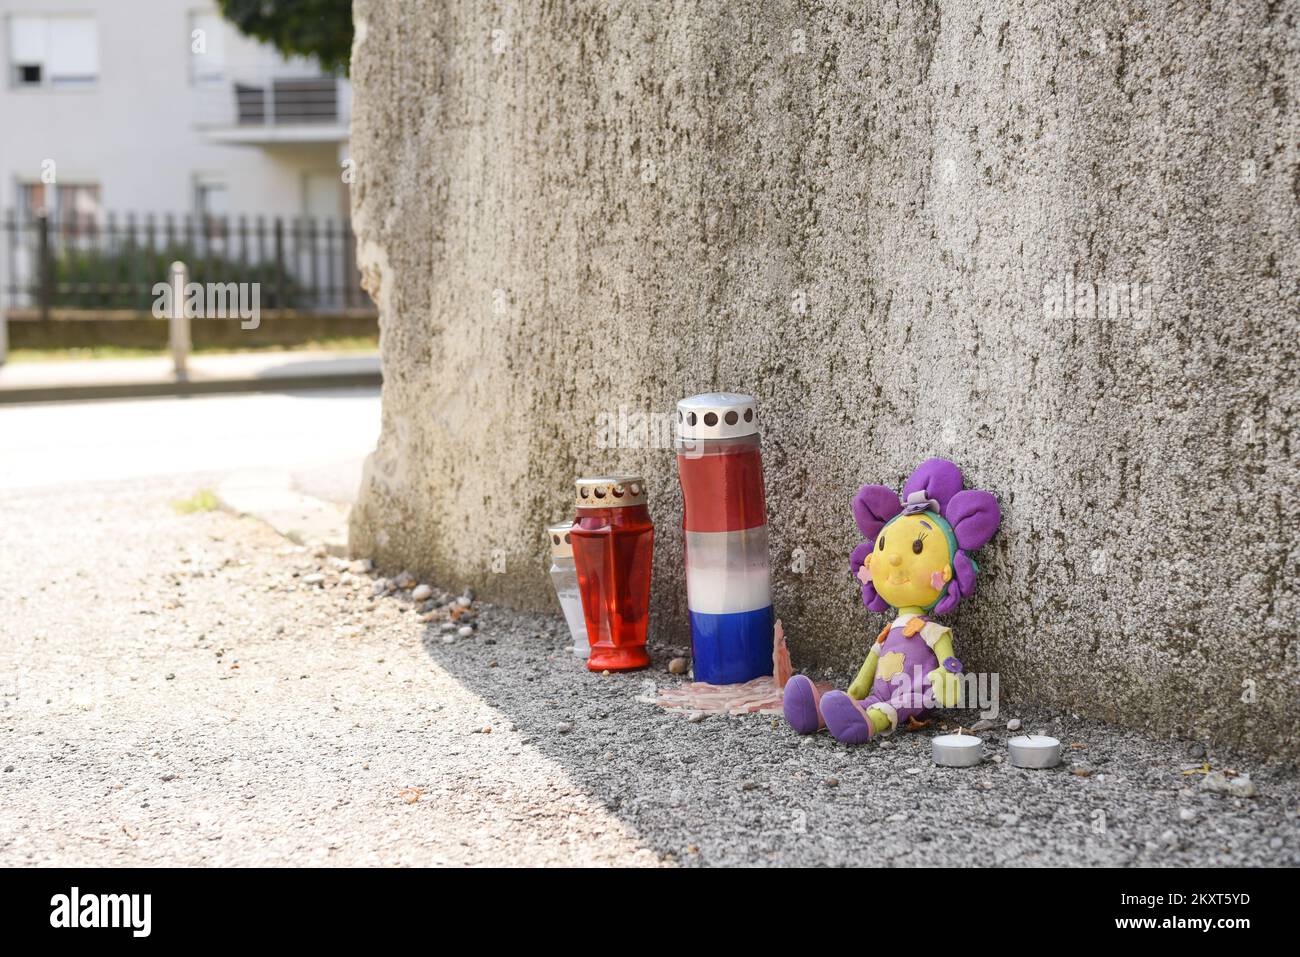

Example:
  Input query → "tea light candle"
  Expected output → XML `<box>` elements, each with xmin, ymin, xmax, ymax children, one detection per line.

<box><xmin>932</xmin><ymin>733</ymin><xmax>984</xmax><ymax>767</ymax></box>
<box><xmin>1008</xmin><ymin>734</ymin><xmax>1061</xmax><ymax>769</ymax></box>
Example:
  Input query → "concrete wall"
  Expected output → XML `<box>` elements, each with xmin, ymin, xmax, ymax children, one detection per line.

<box><xmin>347</xmin><ymin>1</ymin><xmax>1299</xmax><ymax>756</ymax></box>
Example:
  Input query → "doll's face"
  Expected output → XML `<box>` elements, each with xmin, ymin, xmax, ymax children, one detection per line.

<box><xmin>859</xmin><ymin>512</ymin><xmax>953</xmax><ymax>610</ymax></box>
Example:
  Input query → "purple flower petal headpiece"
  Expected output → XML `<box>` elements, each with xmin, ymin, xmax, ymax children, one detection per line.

<box><xmin>848</xmin><ymin>458</ymin><xmax>1001</xmax><ymax>616</ymax></box>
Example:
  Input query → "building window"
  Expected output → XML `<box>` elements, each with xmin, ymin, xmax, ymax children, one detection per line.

<box><xmin>194</xmin><ymin>175</ymin><xmax>229</xmax><ymax>232</ymax></box>
<box><xmin>8</xmin><ymin>15</ymin><xmax>99</xmax><ymax>88</ymax></box>
<box><xmin>21</xmin><ymin>181</ymin><xmax>102</xmax><ymax>233</ymax></box>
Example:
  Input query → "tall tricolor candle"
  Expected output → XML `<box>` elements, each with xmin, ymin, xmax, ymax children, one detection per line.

<box><xmin>570</xmin><ymin>476</ymin><xmax>654</xmax><ymax>672</ymax></box>
<box><xmin>675</xmin><ymin>393</ymin><xmax>774</xmax><ymax>685</ymax></box>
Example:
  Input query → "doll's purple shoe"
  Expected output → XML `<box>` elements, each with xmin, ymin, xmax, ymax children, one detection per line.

<box><xmin>782</xmin><ymin>674</ymin><xmax>824</xmax><ymax>734</ymax></box>
<box><xmin>821</xmin><ymin>691</ymin><xmax>875</xmax><ymax>745</ymax></box>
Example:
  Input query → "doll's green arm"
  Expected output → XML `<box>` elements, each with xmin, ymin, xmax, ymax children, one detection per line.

<box><xmin>927</xmin><ymin>628</ymin><xmax>961</xmax><ymax>708</ymax></box>
<box><xmin>931</xmin><ymin>630</ymin><xmax>954</xmax><ymax>664</ymax></box>
<box><xmin>846</xmin><ymin>645</ymin><xmax>879</xmax><ymax>700</ymax></box>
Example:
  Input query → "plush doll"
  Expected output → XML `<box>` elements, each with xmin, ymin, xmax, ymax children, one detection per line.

<box><xmin>783</xmin><ymin>458</ymin><xmax>1000</xmax><ymax>744</ymax></box>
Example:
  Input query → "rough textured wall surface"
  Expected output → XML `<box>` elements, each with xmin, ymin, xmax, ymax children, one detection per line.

<box><xmin>347</xmin><ymin>1</ymin><xmax>1299</xmax><ymax>756</ymax></box>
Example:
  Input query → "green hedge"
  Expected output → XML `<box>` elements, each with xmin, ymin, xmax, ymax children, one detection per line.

<box><xmin>47</xmin><ymin>244</ymin><xmax>305</xmax><ymax>310</ymax></box>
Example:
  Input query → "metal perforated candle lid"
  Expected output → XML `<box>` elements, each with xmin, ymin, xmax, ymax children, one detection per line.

<box><xmin>676</xmin><ymin>392</ymin><xmax>759</xmax><ymax>441</ymax></box>
<box><xmin>574</xmin><ymin>476</ymin><xmax>647</xmax><ymax>509</ymax></box>
<box><xmin>547</xmin><ymin>522</ymin><xmax>575</xmax><ymax>557</ymax></box>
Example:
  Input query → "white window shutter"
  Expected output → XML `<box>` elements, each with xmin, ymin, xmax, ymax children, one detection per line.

<box><xmin>9</xmin><ymin>16</ymin><xmax>50</xmax><ymax>64</ymax></box>
<box><xmin>47</xmin><ymin>17</ymin><xmax>98</xmax><ymax>79</ymax></box>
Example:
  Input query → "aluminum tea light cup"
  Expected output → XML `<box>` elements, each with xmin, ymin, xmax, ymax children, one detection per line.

<box><xmin>932</xmin><ymin>731</ymin><xmax>984</xmax><ymax>767</ymax></box>
<box><xmin>1008</xmin><ymin>734</ymin><xmax>1062</xmax><ymax>769</ymax></box>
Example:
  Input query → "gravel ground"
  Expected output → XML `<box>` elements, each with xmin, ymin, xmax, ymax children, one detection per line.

<box><xmin>2</xmin><ymin>477</ymin><xmax>1297</xmax><ymax>867</ymax></box>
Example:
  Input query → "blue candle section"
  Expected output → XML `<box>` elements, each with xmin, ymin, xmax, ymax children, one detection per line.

<box><xmin>688</xmin><ymin>606</ymin><xmax>774</xmax><ymax>685</ymax></box>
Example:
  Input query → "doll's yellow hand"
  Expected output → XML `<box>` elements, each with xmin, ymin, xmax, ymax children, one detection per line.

<box><xmin>927</xmin><ymin>666</ymin><xmax>961</xmax><ymax>708</ymax></box>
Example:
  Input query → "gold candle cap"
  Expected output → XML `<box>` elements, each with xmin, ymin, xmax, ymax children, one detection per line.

<box><xmin>574</xmin><ymin>475</ymin><xmax>647</xmax><ymax>509</ymax></box>
<box><xmin>547</xmin><ymin>522</ymin><xmax>574</xmax><ymax>558</ymax></box>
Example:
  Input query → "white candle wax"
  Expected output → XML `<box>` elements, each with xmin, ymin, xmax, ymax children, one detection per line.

<box><xmin>932</xmin><ymin>733</ymin><xmax>984</xmax><ymax>767</ymax></box>
<box><xmin>1008</xmin><ymin>734</ymin><xmax>1061</xmax><ymax>769</ymax></box>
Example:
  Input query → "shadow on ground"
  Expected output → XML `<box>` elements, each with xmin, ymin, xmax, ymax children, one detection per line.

<box><xmin>415</xmin><ymin>602</ymin><xmax>1300</xmax><ymax>867</ymax></box>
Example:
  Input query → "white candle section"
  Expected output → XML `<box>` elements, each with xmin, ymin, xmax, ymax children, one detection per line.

<box><xmin>932</xmin><ymin>734</ymin><xmax>984</xmax><ymax>767</ymax></box>
<box><xmin>1008</xmin><ymin>735</ymin><xmax>1061</xmax><ymax>769</ymax></box>
<box><xmin>684</xmin><ymin>527</ymin><xmax>772</xmax><ymax>615</ymax></box>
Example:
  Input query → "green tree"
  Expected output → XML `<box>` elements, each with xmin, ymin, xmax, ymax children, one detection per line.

<box><xmin>217</xmin><ymin>0</ymin><xmax>352</xmax><ymax>75</ymax></box>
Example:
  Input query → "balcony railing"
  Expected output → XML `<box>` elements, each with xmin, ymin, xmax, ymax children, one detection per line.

<box><xmin>194</xmin><ymin>67</ymin><xmax>350</xmax><ymax>137</ymax></box>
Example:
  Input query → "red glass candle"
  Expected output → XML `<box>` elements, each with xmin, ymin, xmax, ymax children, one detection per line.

<box><xmin>571</xmin><ymin>476</ymin><xmax>654</xmax><ymax>672</ymax></box>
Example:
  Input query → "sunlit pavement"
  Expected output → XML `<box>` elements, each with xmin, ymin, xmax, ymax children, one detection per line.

<box><xmin>0</xmin><ymin>387</ymin><xmax>380</xmax><ymax>502</ymax></box>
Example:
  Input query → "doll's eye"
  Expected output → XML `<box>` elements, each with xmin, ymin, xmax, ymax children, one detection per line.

<box><xmin>878</xmin><ymin>535</ymin><xmax>886</xmax><ymax>550</ymax></box>
<box><xmin>912</xmin><ymin>538</ymin><xmax>924</xmax><ymax>554</ymax></box>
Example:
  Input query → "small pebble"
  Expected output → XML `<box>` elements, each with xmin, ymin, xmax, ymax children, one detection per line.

<box><xmin>741</xmin><ymin>781</ymin><xmax>759</xmax><ymax>791</ymax></box>
<box><xmin>371</xmin><ymin>579</ymin><xmax>389</xmax><ymax>597</ymax></box>
<box><xmin>164</xmin><ymin>673</ymin><xmax>175</xmax><ymax>680</ymax></box>
<box><xmin>1179</xmin><ymin>807</ymin><xmax>1196</xmax><ymax>822</ymax></box>
<box><xmin>160</xmin><ymin>773</ymin><xmax>176</xmax><ymax>781</ymax></box>
<box><xmin>302</xmin><ymin>574</ymin><xmax>324</xmax><ymax>586</ymax></box>
<box><xmin>1270</xmin><ymin>837</ymin><xmax>1284</xmax><ymax>850</ymax></box>
<box><xmin>1006</xmin><ymin>718</ymin><xmax>1022</xmax><ymax>731</ymax></box>
<box><xmin>971</xmin><ymin>718</ymin><xmax>996</xmax><ymax>732</ymax></box>
<box><xmin>686</xmin><ymin>711</ymin><xmax>707</xmax><ymax>724</ymax></box>
<box><xmin>457</xmin><ymin>625</ymin><xmax>473</xmax><ymax>638</ymax></box>
<box><xmin>824</xmin><ymin>777</ymin><xmax>839</xmax><ymax>788</ymax></box>
<box><xmin>411</xmin><ymin>584</ymin><xmax>433</xmax><ymax>602</ymax></box>
<box><xmin>1201</xmin><ymin>771</ymin><xmax>1257</xmax><ymax>798</ymax></box>
<box><xmin>667</xmin><ymin>657</ymin><xmax>689</xmax><ymax>675</ymax></box>
<box><xmin>348</xmin><ymin>558</ymin><xmax>374</xmax><ymax>574</ymax></box>
<box><xmin>488</xmin><ymin>660</ymin><xmax>498</xmax><ymax>668</ymax></box>
<box><xmin>1189</xmin><ymin>742</ymin><xmax>1207</xmax><ymax>759</ymax></box>
<box><xmin>558</xmin><ymin>722</ymin><xmax>574</xmax><ymax>734</ymax></box>
<box><xmin>3</xmin><ymin>766</ymin><xmax>13</xmax><ymax>773</ymax></box>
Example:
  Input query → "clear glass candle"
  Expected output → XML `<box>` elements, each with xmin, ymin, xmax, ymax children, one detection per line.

<box><xmin>547</xmin><ymin>521</ymin><xmax>589</xmax><ymax>658</ymax></box>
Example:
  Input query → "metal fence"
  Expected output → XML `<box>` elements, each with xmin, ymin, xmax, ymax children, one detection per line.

<box><xmin>1</xmin><ymin>210</ymin><xmax>371</xmax><ymax>317</ymax></box>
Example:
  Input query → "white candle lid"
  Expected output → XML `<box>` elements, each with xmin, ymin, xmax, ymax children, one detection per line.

<box><xmin>546</xmin><ymin>521</ymin><xmax>574</xmax><ymax>558</ymax></box>
<box><xmin>676</xmin><ymin>392</ymin><xmax>759</xmax><ymax>440</ymax></box>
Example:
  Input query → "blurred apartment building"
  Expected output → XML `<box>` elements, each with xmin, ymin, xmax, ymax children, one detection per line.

<box><xmin>0</xmin><ymin>0</ymin><xmax>350</xmax><ymax>226</ymax></box>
